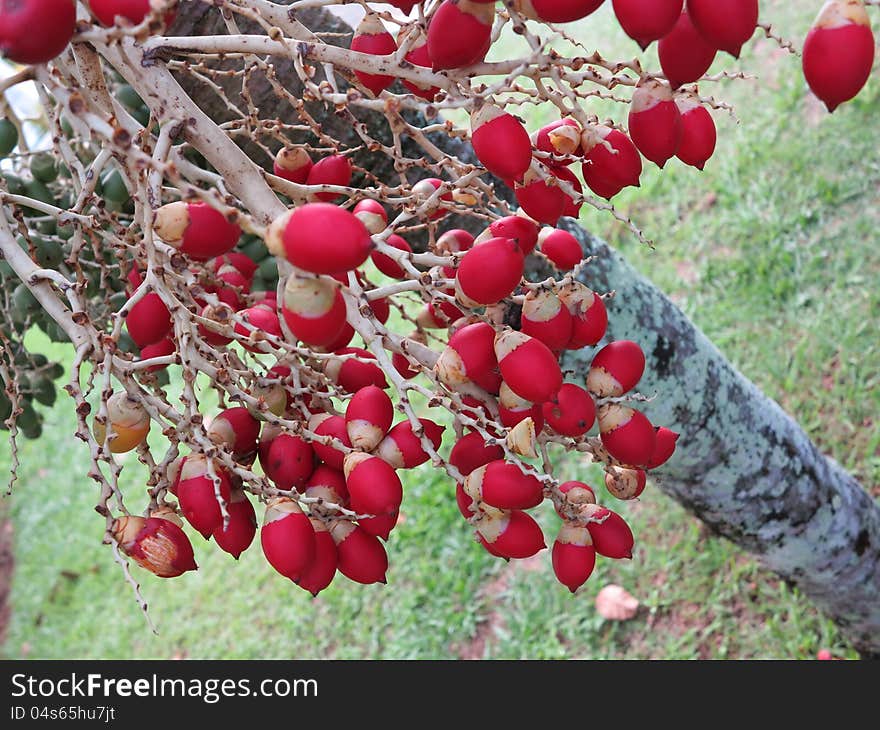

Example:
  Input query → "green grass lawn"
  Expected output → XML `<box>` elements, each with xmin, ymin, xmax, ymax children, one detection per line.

<box><xmin>1</xmin><ymin>0</ymin><xmax>876</xmax><ymax>659</ymax></box>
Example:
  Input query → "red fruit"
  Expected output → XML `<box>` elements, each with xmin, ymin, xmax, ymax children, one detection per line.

<box><xmin>598</xmin><ymin>404</ymin><xmax>656</xmax><ymax>467</ymax></box>
<box><xmin>427</xmin><ymin>0</ymin><xmax>494</xmax><ymax>71</ymax></box>
<box><xmin>330</xmin><ymin>520</ymin><xmax>388</xmax><ymax>584</ymax></box>
<box><xmin>112</xmin><ymin>515</ymin><xmax>197</xmax><ymax>578</ymax></box>
<box><xmin>280</xmin><ymin>274</ymin><xmax>347</xmax><ymax>347</ymax></box>
<box><xmin>533</xmin><ymin>119</ymin><xmax>582</xmax><ymax>160</ymax></box>
<box><xmin>126</xmin><ymin>292</ymin><xmax>172</xmax><ymax>348</ymax></box>
<box><xmin>521</xmin><ymin>0</ymin><xmax>605</xmax><ymax>24</ymax></box>
<box><xmin>401</xmin><ymin>35</ymin><xmax>441</xmax><ymax>100</ymax></box>
<box><xmin>489</xmin><ymin>215</ymin><xmax>540</xmax><ymax>256</ymax></box>
<box><xmin>495</xmin><ymin>329</ymin><xmax>563</xmax><ymax>403</ymax></box>
<box><xmin>538</xmin><ymin>228</ymin><xmax>583</xmax><ymax>271</ymax></box>
<box><xmin>371</xmin><ymin>234</ymin><xmax>412</xmax><ymax>279</ymax></box>
<box><xmin>817</xmin><ymin>649</ymin><xmax>834</xmax><ymax>661</ymax></box>
<box><xmin>688</xmin><ymin>0</ymin><xmax>759</xmax><ymax>58</ymax></box>
<box><xmin>551</xmin><ymin>164</ymin><xmax>583</xmax><ymax>218</ymax></box>
<box><xmin>351</xmin><ymin>14</ymin><xmax>398</xmax><ymax>97</ymax></box>
<box><xmin>139</xmin><ymin>337</ymin><xmax>175</xmax><ymax>372</ymax></box>
<box><xmin>297</xmin><ymin>518</ymin><xmax>338</xmax><ymax>596</ymax></box>
<box><xmin>351</xmin><ymin>201</ymin><xmax>388</xmax><ymax>237</ymax></box>
<box><xmin>802</xmin><ymin>1</ymin><xmax>875</xmax><ymax>113</ymax></box>
<box><xmin>209</xmin><ymin>263</ymin><xmax>250</xmax><ymax>310</ymax></box>
<box><xmin>305</xmin><ymin>155</ymin><xmax>353</xmax><ymax>203</ymax></box>
<box><xmin>207</xmin><ymin>406</ymin><xmax>260</xmax><ymax>459</ymax></box>
<box><xmin>552</xmin><ymin>523</ymin><xmax>596</xmax><ymax>593</ymax></box>
<box><xmin>358</xmin><ymin>510</ymin><xmax>399</xmax><ymax>541</ymax></box>
<box><xmin>344</xmin><ymin>452</ymin><xmax>403</xmax><ymax>516</ymax></box>
<box><xmin>309</xmin><ymin>414</ymin><xmax>352</xmax><ymax>472</ymax></box>
<box><xmin>212</xmin><ymin>491</ymin><xmax>257</xmax><ymax>559</ymax></box>
<box><xmin>514</xmin><ymin>169</ymin><xmax>567</xmax><ymax>225</ymax></box>
<box><xmin>434</xmin><ymin>321</ymin><xmax>499</xmax><ymax>389</ymax></box>
<box><xmin>465</xmin><ymin>460</ymin><xmax>544</xmax><ymax>510</ymax></box>
<box><xmin>555</xmin><ymin>480</ymin><xmax>597</xmax><ymax>518</ymax></box>
<box><xmin>436</xmin><ymin>229</ymin><xmax>475</xmax><ymax>255</ymax></box>
<box><xmin>212</xmin><ymin>252</ymin><xmax>258</xmax><ymax>283</ymax></box>
<box><xmin>612</xmin><ymin>0</ymin><xmax>683</xmax><ymax>50</ymax></box>
<box><xmin>455</xmin><ymin>237</ymin><xmax>524</xmax><ymax>306</ymax></box>
<box><xmin>154</xmin><ymin>201</ymin><xmax>241</xmax><ymax>261</ymax></box>
<box><xmin>498</xmin><ymin>382</ymin><xmax>544</xmax><ymax>431</ymax></box>
<box><xmin>604</xmin><ymin>465</ymin><xmax>647</xmax><ymax>500</ymax></box>
<box><xmin>471</xmin><ymin>104</ymin><xmax>534</xmax><ymax>182</ymax></box>
<box><xmin>304</xmin><ymin>465</ymin><xmax>349</xmax><ymax>516</ymax></box>
<box><xmin>375</xmin><ymin>418</ymin><xmax>445</xmax><ymax>469</ymax></box>
<box><xmin>392</xmin><ymin>350</ymin><xmax>421</xmax><ymax>380</ymax></box>
<box><xmin>325</xmin><ymin>347</ymin><xmax>388</xmax><ymax>392</ymax></box>
<box><xmin>234</xmin><ymin>305</ymin><xmax>282</xmax><ymax>352</ymax></box>
<box><xmin>273</xmin><ymin>147</ymin><xmax>313</xmax><ymax>184</ymax></box>
<box><xmin>658</xmin><ymin>10</ymin><xmax>718</xmax><ymax>89</ymax></box>
<box><xmin>346</xmin><ymin>385</ymin><xmax>394</xmax><ymax>451</ymax></box>
<box><xmin>558</xmin><ymin>283</ymin><xmax>608</xmax><ymax>349</ymax></box>
<box><xmin>260</xmin><ymin>497</ymin><xmax>316</xmax><ymax>581</ymax></box>
<box><xmin>674</xmin><ymin>95</ymin><xmax>717</xmax><ymax>170</ymax></box>
<box><xmin>0</xmin><ymin>0</ymin><xmax>75</xmax><ymax>65</ymax></box>
<box><xmin>177</xmin><ymin>458</ymin><xmax>234</xmax><ymax>539</ymax></box>
<box><xmin>628</xmin><ymin>78</ymin><xmax>682</xmax><ymax>169</ymax></box>
<box><xmin>264</xmin><ymin>433</ymin><xmax>316</xmax><ymax>491</ymax></box>
<box><xmin>314</xmin><ymin>318</ymin><xmax>355</xmax><ymax>352</ymax></box>
<box><xmin>581</xmin><ymin>127</ymin><xmax>642</xmax><ymax>199</ymax></box>
<box><xmin>583</xmin><ymin>504</ymin><xmax>635</xmax><ymax>559</ymax></box>
<box><xmin>267</xmin><ymin>203</ymin><xmax>371</xmax><ymax>274</ymax></box>
<box><xmin>387</xmin><ymin>0</ymin><xmax>420</xmax><ymax>12</ymax></box>
<box><xmin>542</xmin><ymin>383</ymin><xmax>596</xmax><ymax>437</ymax></box>
<box><xmin>476</xmin><ymin>509</ymin><xmax>546</xmax><ymax>559</ymax></box>
<box><xmin>89</xmin><ymin>0</ymin><xmax>176</xmax><ymax>26</ymax></box>
<box><xmin>411</xmin><ymin>177</ymin><xmax>453</xmax><ymax>220</ymax></box>
<box><xmin>456</xmin><ymin>482</ymin><xmax>476</xmax><ymax>519</ymax></box>
<box><xmin>449</xmin><ymin>431</ymin><xmax>504</xmax><ymax>477</ymax></box>
<box><xmin>521</xmin><ymin>289</ymin><xmax>573</xmax><ymax>352</ymax></box>
<box><xmin>646</xmin><ymin>426</ymin><xmax>679</xmax><ymax>469</ymax></box>
<box><xmin>587</xmin><ymin>339</ymin><xmax>646</xmax><ymax>397</ymax></box>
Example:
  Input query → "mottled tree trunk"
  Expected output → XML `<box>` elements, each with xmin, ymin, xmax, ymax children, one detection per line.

<box><xmin>173</xmin><ymin>2</ymin><xmax>880</xmax><ymax>656</ymax></box>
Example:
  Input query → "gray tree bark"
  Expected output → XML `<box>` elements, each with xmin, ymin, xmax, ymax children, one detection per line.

<box><xmin>169</xmin><ymin>2</ymin><xmax>880</xmax><ymax>656</ymax></box>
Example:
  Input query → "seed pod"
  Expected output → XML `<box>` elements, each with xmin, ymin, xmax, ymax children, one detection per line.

<box><xmin>612</xmin><ymin>0</ymin><xmax>683</xmax><ymax>50</ymax></box>
<box><xmin>207</xmin><ymin>406</ymin><xmax>260</xmax><ymax>460</ymax></box>
<box><xmin>234</xmin><ymin>305</ymin><xmax>283</xmax><ymax>352</ymax></box>
<box><xmin>436</xmin><ymin>229</ymin><xmax>475</xmax><ymax>255</ymax></box>
<box><xmin>261</xmin><ymin>497</ymin><xmax>316</xmax><ymax>581</ymax></box>
<box><xmin>324</xmin><ymin>347</ymin><xmax>388</xmax><ymax>392</ymax></box>
<box><xmin>273</xmin><ymin>146</ymin><xmax>313</xmax><ymax>184</ymax></box>
<box><xmin>583</xmin><ymin>503</ymin><xmax>635</xmax><ymax>559</ymax></box>
<box><xmin>552</xmin><ymin>523</ymin><xmax>596</xmax><ymax>593</ymax></box>
<box><xmin>658</xmin><ymin>10</ymin><xmax>718</xmax><ymax>89</ymax></box>
<box><xmin>554</xmin><ymin>480</ymin><xmax>597</xmax><ymax>518</ymax></box>
<box><xmin>538</xmin><ymin>228</ymin><xmax>583</xmax><ymax>271</ymax></box>
<box><xmin>580</xmin><ymin>126</ymin><xmax>642</xmax><ymax>199</ymax></box>
<box><xmin>587</xmin><ymin>339</ymin><xmax>646</xmax><ymax>397</ymax></box>
<box><xmin>507</xmin><ymin>417</ymin><xmax>538</xmax><ymax>458</ymax></box>
<box><xmin>514</xmin><ymin>169</ymin><xmax>567</xmax><ymax>225</ymax></box>
<box><xmin>90</xmin><ymin>0</ymin><xmax>177</xmax><ymax>26</ymax></box>
<box><xmin>434</xmin><ymin>321</ymin><xmax>499</xmax><ymax>389</ymax></box>
<box><xmin>0</xmin><ymin>0</ymin><xmax>75</xmax><ymax>64</ymax></box>
<box><xmin>112</xmin><ymin>515</ymin><xmax>197</xmax><ymax>578</ymax></box>
<box><xmin>308</xmin><ymin>413</ymin><xmax>352</xmax><ymax>471</ymax></box>
<box><xmin>465</xmin><ymin>460</ymin><xmax>544</xmax><ymax>510</ymax></box>
<box><xmin>533</xmin><ymin>118</ymin><xmax>582</xmax><ymax>160</ymax></box>
<box><xmin>266</xmin><ymin>203</ymin><xmax>371</xmax><ymax>274</ymax></box>
<box><xmin>498</xmin><ymin>382</ymin><xmax>544</xmax><ymax>432</ymax></box>
<box><xmin>515</xmin><ymin>0</ymin><xmax>605</xmax><ymax>24</ymax></box>
<box><xmin>628</xmin><ymin>78</ymin><xmax>682</xmax><ymax>169</ymax></box>
<box><xmin>427</xmin><ymin>0</ymin><xmax>494</xmax><ymax>71</ymax></box>
<box><xmin>280</xmin><ymin>274</ymin><xmax>347</xmax><ymax>347</ymax></box>
<box><xmin>471</xmin><ymin>104</ymin><xmax>534</xmax><ymax>182</ymax></box>
<box><xmin>93</xmin><ymin>392</ymin><xmax>150</xmax><ymax>454</ymax></box>
<box><xmin>304</xmin><ymin>465</ymin><xmax>349</xmax><ymax>519</ymax></box>
<box><xmin>375</xmin><ymin>418</ymin><xmax>445</xmax><ymax>469</ymax></box>
<box><xmin>177</xmin><ymin>456</ymin><xmax>234</xmax><ymax>539</ymax></box>
<box><xmin>674</xmin><ymin>94</ymin><xmax>717</xmax><ymax>170</ymax></box>
<box><xmin>330</xmin><ymin>520</ymin><xmax>388</xmax><ymax>584</ymax></box>
<box><xmin>346</xmin><ymin>385</ymin><xmax>394</xmax><ymax>451</ymax></box>
<box><xmin>646</xmin><ymin>426</ymin><xmax>679</xmax><ymax>469</ymax></box>
<box><xmin>802</xmin><ymin>0</ymin><xmax>875</xmax><ymax>113</ymax></box>
<box><xmin>558</xmin><ymin>282</ymin><xmax>608</xmax><ymax>349</ymax></box>
<box><xmin>604</xmin><ymin>465</ymin><xmax>647</xmax><ymax>500</ymax></box>
<box><xmin>350</xmin><ymin>14</ymin><xmax>398</xmax><ymax>97</ymax></box>
<box><xmin>212</xmin><ymin>490</ymin><xmax>257</xmax><ymax>559</ymax></box>
<box><xmin>520</xmin><ymin>288</ymin><xmax>574</xmax><ymax>352</ymax></box>
<box><xmin>264</xmin><ymin>433</ymin><xmax>316</xmax><ymax>491</ymax></box>
<box><xmin>304</xmin><ymin>154</ymin><xmax>353</xmax><ymax>203</ymax></box>
<box><xmin>542</xmin><ymin>382</ymin><xmax>596</xmax><ymax>437</ymax></box>
<box><xmin>449</xmin><ymin>431</ymin><xmax>505</xmax><ymax>478</ymax></box>
<box><xmin>126</xmin><ymin>292</ymin><xmax>172</xmax><ymax>348</ymax></box>
<box><xmin>495</xmin><ymin>328</ymin><xmax>563</xmax><ymax>403</ymax></box>
<box><xmin>154</xmin><ymin>201</ymin><xmax>241</xmax><ymax>261</ymax></box>
<box><xmin>456</xmin><ymin>237</ymin><xmax>524</xmax><ymax>306</ymax></box>
<box><xmin>598</xmin><ymin>404</ymin><xmax>656</xmax><ymax>467</ymax></box>
<box><xmin>297</xmin><ymin>518</ymin><xmax>338</xmax><ymax>596</ymax></box>
<box><xmin>344</xmin><ymin>452</ymin><xmax>404</xmax><ymax>516</ymax></box>
<box><xmin>688</xmin><ymin>0</ymin><xmax>758</xmax><ymax>58</ymax></box>
<box><xmin>401</xmin><ymin>31</ymin><xmax>441</xmax><ymax>100</ymax></box>
<box><xmin>475</xmin><ymin>509</ymin><xmax>546</xmax><ymax>559</ymax></box>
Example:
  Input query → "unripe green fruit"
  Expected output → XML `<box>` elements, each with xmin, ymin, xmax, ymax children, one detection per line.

<box><xmin>4</xmin><ymin>174</ymin><xmax>25</xmax><ymax>196</ymax></box>
<box><xmin>131</xmin><ymin>105</ymin><xmax>151</xmax><ymax>127</ymax></box>
<box><xmin>0</xmin><ymin>119</ymin><xmax>18</xmax><ymax>156</ymax></box>
<box><xmin>60</xmin><ymin>117</ymin><xmax>74</xmax><ymax>138</ymax></box>
<box><xmin>23</xmin><ymin>179</ymin><xmax>56</xmax><ymax>213</ymax></box>
<box><xmin>33</xmin><ymin>379</ymin><xmax>56</xmax><ymax>407</ymax></box>
<box><xmin>100</xmin><ymin>169</ymin><xmax>130</xmax><ymax>203</ymax></box>
<box><xmin>115</xmin><ymin>84</ymin><xmax>144</xmax><ymax>111</ymax></box>
<box><xmin>48</xmin><ymin>362</ymin><xmax>64</xmax><ymax>379</ymax></box>
<box><xmin>31</xmin><ymin>354</ymin><xmax>48</xmax><ymax>368</ymax></box>
<box><xmin>258</xmin><ymin>257</ymin><xmax>278</xmax><ymax>280</ymax></box>
<box><xmin>12</xmin><ymin>283</ymin><xmax>39</xmax><ymax>314</ymax></box>
<box><xmin>0</xmin><ymin>394</ymin><xmax>11</xmax><ymax>422</ymax></box>
<box><xmin>36</xmin><ymin>219</ymin><xmax>57</xmax><ymax>236</ymax></box>
<box><xmin>30</xmin><ymin>153</ymin><xmax>58</xmax><ymax>183</ymax></box>
<box><xmin>34</xmin><ymin>237</ymin><xmax>64</xmax><ymax>268</ymax></box>
<box><xmin>240</xmin><ymin>237</ymin><xmax>268</xmax><ymax>262</ymax></box>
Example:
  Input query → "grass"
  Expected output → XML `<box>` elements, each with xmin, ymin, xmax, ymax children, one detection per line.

<box><xmin>1</xmin><ymin>0</ymin><xmax>876</xmax><ymax>660</ymax></box>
